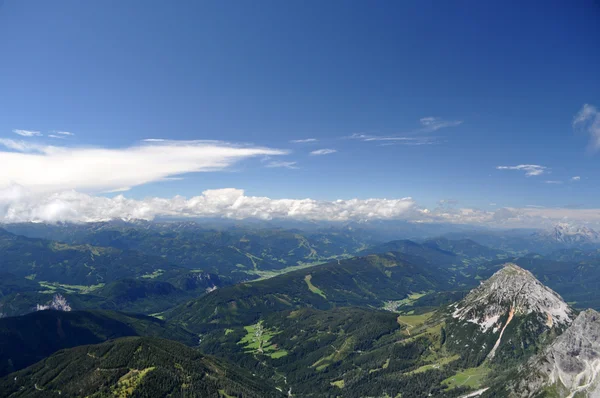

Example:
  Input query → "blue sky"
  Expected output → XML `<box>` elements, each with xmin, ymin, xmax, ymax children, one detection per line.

<box><xmin>0</xmin><ymin>1</ymin><xmax>599</xmax><ymax>225</ymax></box>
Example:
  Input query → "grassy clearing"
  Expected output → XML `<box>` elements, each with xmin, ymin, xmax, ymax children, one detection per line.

<box><xmin>399</xmin><ymin>322</ymin><xmax>444</xmax><ymax>347</ymax></box>
<box><xmin>369</xmin><ymin>358</ymin><xmax>390</xmax><ymax>374</ymax></box>
<box><xmin>406</xmin><ymin>354</ymin><xmax>460</xmax><ymax>375</ymax></box>
<box><xmin>238</xmin><ymin>321</ymin><xmax>288</xmax><ymax>359</ymax></box>
<box><xmin>331</xmin><ymin>380</ymin><xmax>345</xmax><ymax>388</ymax></box>
<box><xmin>396</xmin><ymin>311</ymin><xmax>435</xmax><ymax>335</ymax></box>
<box><xmin>442</xmin><ymin>366</ymin><xmax>490</xmax><ymax>390</ymax></box>
<box><xmin>141</xmin><ymin>269</ymin><xmax>164</xmax><ymax>279</ymax></box>
<box><xmin>304</xmin><ymin>274</ymin><xmax>326</xmax><ymax>298</ymax></box>
<box><xmin>38</xmin><ymin>281</ymin><xmax>105</xmax><ymax>294</ymax></box>
<box><xmin>244</xmin><ymin>261</ymin><xmax>328</xmax><ymax>281</ymax></box>
<box><xmin>243</xmin><ymin>254</ymin><xmax>355</xmax><ymax>281</ymax></box>
<box><xmin>270</xmin><ymin>350</ymin><xmax>288</xmax><ymax>359</ymax></box>
<box><xmin>111</xmin><ymin>367</ymin><xmax>155</xmax><ymax>397</ymax></box>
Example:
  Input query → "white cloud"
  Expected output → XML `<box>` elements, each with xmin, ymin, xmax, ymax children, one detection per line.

<box><xmin>346</xmin><ymin>117</ymin><xmax>459</xmax><ymax>146</ymax></box>
<box><xmin>419</xmin><ymin>117</ymin><xmax>463</xmax><ymax>132</ymax></box>
<box><xmin>48</xmin><ymin>131</ymin><xmax>73</xmax><ymax>139</ymax></box>
<box><xmin>496</xmin><ymin>164</ymin><xmax>547</xmax><ymax>176</ymax></box>
<box><xmin>0</xmin><ymin>186</ymin><xmax>416</xmax><ymax>223</ymax></box>
<box><xmin>265</xmin><ymin>160</ymin><xmax>299</xmax><ymax>169</ymax></box>
<box><xmin>544</xmin><ymin>180</ymin><xmax>563</xmax><ymax>184</ymax></box>
<box><xmin>0</xmin><ymin>139</ymin><xmax>287</xmax><ymax>193</ymax></box>
<box><xmin>571</xmin><ymin>176</ymin><xmax>581</xmax><ymax>181</ymax></box>
<box><xmin>349</xmin><ymin>134</ymin><xmax>438</xmax><ymax>145</ymax></box>
<box><xmin>13</xmin><ymin>129</ymin><xmax>42</xmax><ymax>137</ymax></box>
<box><xmin>573</xmin><ymin>104</ymin><xmax>600</xmax><ymax>151</ymax></box>
<box><xmin>290</xmin><ymin>138</ymin><xmax>317</xmax><ymax>143</ymax></box>
<box><xmin>310</xmin><ymin>149</ymin><xmax>337</xmax><ymax>156</ymax></box>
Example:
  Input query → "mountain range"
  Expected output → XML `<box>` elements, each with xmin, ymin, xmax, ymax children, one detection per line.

<box><xmin>1</xmin><ymin>221</ymin><xmax>600</xmax><ymax>396</ymax></box>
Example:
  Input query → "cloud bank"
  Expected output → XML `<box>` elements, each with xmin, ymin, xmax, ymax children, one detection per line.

<box><xmin>0</xmin><ymin>139</ymin><xmax>287</xmax><ymax>193</ymax></box>
<box><xmin>0</xmin><ymin>186</ymin><xmax>416</xmax><ymax>223</ymax></box>
<box><xmin>2</xmin><ymin>185</ymin><xmax>600</xmax><ymax>228</ymax></box>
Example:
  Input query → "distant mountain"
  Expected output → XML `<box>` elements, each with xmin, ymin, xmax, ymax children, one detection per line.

<box><xmin>0</xmin><ymin>309</ymin><xmax>196</xmax><ymax>377</ymax></box>
<box><xmin>442</xmin><ymin>224</ymin><xmax>600</xmax><ymax>256</ymax></box>
<box><xmin>0</xmin><ymin>228</ymin><xmax>176</xmax><ymax>285</ymax></box>
<box><xmin>0</xmin><ymin>273</ymin><xmax>222</xmax><ymax>317</ymax></box>
<box><xmin>363</xmin><ymin>238</ymin><xmax>506</xmax><ymax>267</ymax></box>
<box><xmin>0</xmin><ymin>228</ymin><xmax>225</xmax><ymax>316</ymax></box>
<box><xmin>2</xmin><ymin>221</ymin><xmax>376</xmax><ymax>281</ymax></box>
<box><xmin>535</xmin><ymin>223</ymin><xmax>600</xmax><ymax>245</ymax></box>
<box><xmin>446</xmin><ymin>264</ymin><xmax>574</xmax><ymax>366</ymax></box>
<box><xmin>361</xmin><ymin>239</ymin><xmax>459</xmax><ymax>261</ymax></box>
<box><xmin>506</xmin><ymin>309</ymin><xmax>600</xmax><ymax>397</ymax></box>
<box><xmin>0</xmin><ymin>337</ymin><xmax>282</xmax><ymax>398</ymax></box>
<box><xmin>422</xmin><ymin>237</ymin><xmax>506</xmax><ymax>261</ymax></box>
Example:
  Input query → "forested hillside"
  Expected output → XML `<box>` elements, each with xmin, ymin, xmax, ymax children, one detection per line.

<box><xmin>0</xmin><ymin>337</ymin><xmax>283</xmax><ymax>398</ymax></box>
<box><xmin>0</xmin><ymin>310</ymin><xmax>196</xmax><ymax>377</ymax></box>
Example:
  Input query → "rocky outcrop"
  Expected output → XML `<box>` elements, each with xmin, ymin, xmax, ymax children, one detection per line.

<box><xmin>36</xmin><ymin>294</ymin><xmax>72</xmax><ymax>312</ymax></box>
<box><xmin>512</xmin><ymin>309</ymin><xmax>600</xmax><ymax>397</ymax></box>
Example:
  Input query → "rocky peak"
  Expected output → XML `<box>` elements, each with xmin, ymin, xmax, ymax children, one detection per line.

<box><xmin>452</xmin><ymin>263</ymin><xmax>573</xmax><ymax>331</ymax></box>
<box><xmin>541</xmin><ymin>223</ymin><xmax>600</xmax><ymax>244</ymax></box>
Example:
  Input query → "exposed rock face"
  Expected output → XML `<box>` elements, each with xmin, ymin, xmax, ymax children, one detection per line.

<box><xmin>446</xmin><ymin>264</ymin><xmax>574</xmax><ymax>365</ymax></box>
<box><xmin>453</xmin><ymin>263</ymin><xmax>573</xmax><ymax>331</ymax></box>
<box><xmin>36</xmin><ymin>294</ymin><xmax>72</xmax><ymax>312</ymax></box>
<box><xmin>512</xmin><ymin>309</ymin><xmax>600</xmax><ymax>397</ymax></box>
